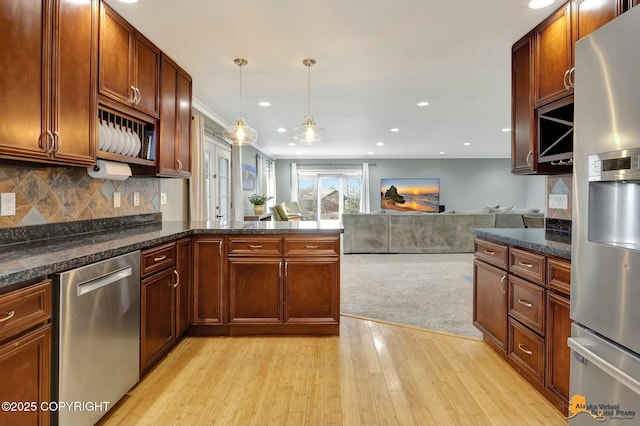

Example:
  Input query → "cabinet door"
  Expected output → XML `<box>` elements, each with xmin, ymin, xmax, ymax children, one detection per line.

<box><xmin>535</xmin><ymin>3</ymin><xmax>572</xmax><ymax>107</ymax></box>
<box><xmin>473</xmin><ymin>259</ymin><xmax>508</xmax><ymax>352</ymax></box>
<box><xmin>175</xmin><ymin>238</ymin><xmax>192</xmax><ymax>337</ymax></box>
<box><xmin>176</xmin><ymin>68</ymin><xmax>192</xmax><ymax>176</ymax></box>
<box><xmin>572</xmin><ymin>0</ymin><xmax>621</xmax><ymax>46</ymax></box>
<box><xmin>546</xmin><ymin>292</ymin><xmax>572</xmax><ymax>410</ymax></box>
<box><xmin>193</xmin><ymin>237</ymin><xmax>225</xmax><ymax>325</ymax></box>
<box><xmin>0</xmin><ymin>325</ymin><xmax>51</xmax><ymax>426</ymax></box>
<box><xmin>511</xmin><ymin>33</ymin><xmax>536</xmax><ymax>174</ymax></box>
<box><xmin>284</xmin><ymin>258</ymin><xmax>339</xmax><ymax>324</ymax></box>
<box><xmin>228</xmin><ymin>258</ymin><xmax>282</xmax><ymax>324</ymax></box>
<box><xmin>134</xmin><ymin>33</ymin><xmax>160</xmax><ymax>118</ymax></box>
<box><xmin>0</xmin><ymin>1</ymin><xmax>50</xmax><ymax>162</ymax></box>
<box><xmin>158</xmin><ymin>54</ymin><xmax>178</xmax><ymax>176</ymax></box>
<box><xmin>141</xmin><ymin>267</ymin><xmax>176</xmax><ymax>374</ymax></box>
<box><xmin>99</xmin><ymin>3</ymin><xmax>135</xmax><ymax>106</ymax></box>
<box><xmin>53</xmin><ymin>0</ymin><xmax>96</xmax><ymax>165</ymax></box>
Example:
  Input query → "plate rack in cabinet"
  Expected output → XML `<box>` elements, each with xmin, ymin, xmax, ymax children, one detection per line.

<box><xmin>97</xmin><ymin>105</ymin><xmax>156</xmax><ymax>168</ymax></box>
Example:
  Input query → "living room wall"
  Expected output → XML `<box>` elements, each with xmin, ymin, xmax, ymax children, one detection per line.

<box><xmin>275</xmin><ymin>158</ymin><xmax>545</xmax><ymax>212</ymax></box>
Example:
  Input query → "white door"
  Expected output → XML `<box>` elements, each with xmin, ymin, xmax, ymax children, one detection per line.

<box><xmin>204</xmin><ymin>136</ymin><xmax>231</xmax><ymax>225</ymax></box>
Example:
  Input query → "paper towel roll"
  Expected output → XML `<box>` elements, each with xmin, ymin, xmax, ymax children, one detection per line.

<box><xmin>87</xmin><ymin>159</ymin><xmax>132</xmax><ymax>181</ymax></box>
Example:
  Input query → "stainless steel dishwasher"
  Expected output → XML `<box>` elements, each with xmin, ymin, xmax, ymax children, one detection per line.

<box><xmin>52</xmin><ymin>251</ymin><xmax>140</xmax><ymax>426</ymax></box>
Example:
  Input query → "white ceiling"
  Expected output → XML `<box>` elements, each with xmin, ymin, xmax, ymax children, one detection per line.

<box><xmin>107</xmin><ymin>0</ymin><xmax>556</xmax><ymax>160</ymax></box>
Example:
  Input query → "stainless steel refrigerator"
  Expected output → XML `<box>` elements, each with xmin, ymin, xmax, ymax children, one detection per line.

<box><xmin>570</xmin><ymin>5</ymin><xmax>640</xmax><ymax>425</ymax></box>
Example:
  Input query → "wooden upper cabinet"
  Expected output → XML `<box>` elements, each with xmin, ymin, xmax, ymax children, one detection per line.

<box><xmin>99</xmin><ymin>2</ymin><xmax>160</xmax><ymax>118</ymax></box>
<box><xmin>158</xmin><ymin>54</ymin><xmax>192</xmax><ymax>177</ymax></box>
<box><xmin>512</xmin><ymin>33</ymin><xmax>536</xmax><ymax>174</ymax></box>
<box><xmin>535</xmin><ymin>2</ymin><xmax>572</xmax><ymax>107</ymax></box>
<box><xmin>572</xmin><ymin>0</ymin><xmax>621</xmax><ymax>49</ymax></box>
<box><xmin>0</xmin><ymin>0</ymin><xmax>96</xmax><ymax>166</ymax></box>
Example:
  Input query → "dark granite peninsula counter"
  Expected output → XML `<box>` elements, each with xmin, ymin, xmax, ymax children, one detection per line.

<box><xmin>471</xmin><ymin>228</ymin><xmax>571</xmax><ymax>260</ymax></box>
<box><xmin>0</xmin><ymin>214</ymin><xmax>343</xmax><ymax>291</ymax></box>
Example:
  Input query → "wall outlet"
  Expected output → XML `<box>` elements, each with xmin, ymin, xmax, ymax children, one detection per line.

<box><xmin>133</xmin><ymin>192</ymin><xmax>140</xmax><ymax>207</ymax></box>
<box><xmin>160</xmin><ymin>192</ymin><xmax>167</xmax><ymax>205</ymax></box>
<box><xmin>113</xmin><ymin>192</ymin><xmax>121</xmax><ymax>208</ymax></box>
<box><xmin>0</xmin><ymin>193</ymin><xmax>16</xmax><ymax>216</ymax></box>
<box><xmin>549</xmin><ymin>194</ymin><xmax>568</xmax><ymax>210</ymax></box>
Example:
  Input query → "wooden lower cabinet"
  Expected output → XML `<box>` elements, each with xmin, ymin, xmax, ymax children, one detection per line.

<box><xmin>175</xmin><ymin>238</ymin><xmax>192</xmax><ymax>336</ymax></box>
<box><xmin>228</xmin><ymin>258</ymin><xmax>282</xmax><ymax>324</ymax></box>
<box><xmin>0</xmin><ymin>280</ymin><xmax>52</xmax><ymax>426</ymax></box>
<box><xmin>192</xmin><ymin>237</ymin><xmax>225</xmax><ymax>325</ymax></box>
<box><xmin>473</xmin><ymin>238</ymin><xmax>571</xmax><ymax>415</ymax></box>
<box><xmin>473</xmin><ymin>259</ymin><xmax>508</xmax><ymax>352</ymax></box>
<box><xmin>284</xmin><ymin>258</ymin><xmax>339</xmax><ymax>324</ymax></box>
<box><xmin>140</xmin><ymin>266</ymin><xmax>176</xmax><ymax>374</ymax></box>
<box><xmin>546</xmin><ymin>291</ymin><xmax>572</xmax><ymax>412</ymax></box>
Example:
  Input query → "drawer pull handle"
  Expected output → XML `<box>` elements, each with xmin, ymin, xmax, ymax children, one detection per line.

<box><xmin>518</xmin><ymin>261</ymin><xmax>534</xmax><ymax>268</ymax></box>
<box><xmin>0</xmin><ymin>311</ymin><xmax>15</xmax><ymax>323</ymax></box>
<box><xmin>248</xmin><ymin>244</ymin><xmax>263</xmax><ymax>249</ymax></box>
<box><xmin>154</xmin><ymin>255</ymin><xmax>167</xmax><ymax>262</ymax></box>
<box><xmin>518</xmin><ymin>299</ymin><xmax>533</xmax><ymax>308</ymax></box>
<box><xmin>499</xmin><ymin>276</ymin><xmax>507</xmax><ymax>294</ymax></box>
<box><xmin>483</xmin><ymin>249</ymin><xmax>495</xmax><ymax>255</ymax></box>
<box><xmin>304</xmin><ymin>245</ymin><xmax>319</xmax><ymax>249</ymax></box>
<box><xmin>518</xmin><ymin>343</ymin><xmax>533</xmax><ymax>356</ymax></box>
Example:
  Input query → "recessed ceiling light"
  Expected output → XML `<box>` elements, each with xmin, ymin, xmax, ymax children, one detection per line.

<box><xmin>118</xmin><ymin>0</ymin><xmax>138</xmax><ymax>3</ymax></box>
<box><xmin>390</xmin><ymin>128</ymin><xmax>399</xmax><ymax>132</ymax></box>
<box><xmin>463</xmin><ymin>142</ymin><xmax>471</xmax><ymax>146</ymax></box>
<box><xmin>528</xmin><ymin>0</ymin><xmax>555</xmax><ymax>9</ymax></box>
<box><xmin>368</xmin><ymin>151</ymin><xmax>374</xmax><ymax>155</ymax></box>
<box><xmin>417</xmin><ymin>101</ymin><xmax>430</xmax><ymax>107</ymax></box>
<box><xmin>376</xmin><ymin>142</ymin><xmax>384</xmax><ymax>146</ymax></box>
<box><xmin>501</xmin><ymin>128</ymin><xmax>512</xmax><ymax>132</ymax></box>
<box><xmin>258</xmin><ymin>101</ymin><xmax>271</xmax><ymax>107</ymax></box>
<box><xmin>296</xmin><ymin>152</ymin><xmax>301</xmax><ymax>155</ymax></box>
<box><xmin>288</xmin><ymin>142</ymin><xmax>296</xmax><ymax>147</ymax></box>
<box><xmin>439</xmin><ymin>151</ymin><xmax>446</xmax><ymax>155</ymax></box>
<box><xmin>277</xmin><ymin>127</ymin><xmax>287</xmax><ymax>133</ymax></box>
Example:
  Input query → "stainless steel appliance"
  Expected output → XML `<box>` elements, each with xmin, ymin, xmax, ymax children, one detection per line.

<box><xmin>52</xmin><ymin>251</ymin><xmax>140</xmax><ymax>426</ymax></box>
<box><xmin>570</xmin><ymin>5</ymin><xmax>640</xmax><ymax>425</ymax></box>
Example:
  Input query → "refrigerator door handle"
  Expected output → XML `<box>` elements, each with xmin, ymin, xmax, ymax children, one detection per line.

<box><xmin>568</xmin><ymin>337</ymin><xmax>640</xmax><ymax>396</ymax></box>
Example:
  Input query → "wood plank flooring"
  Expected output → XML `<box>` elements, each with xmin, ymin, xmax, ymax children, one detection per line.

<box><xmin>100</xmin><ymin>316</ymin><xmax>567</xmax><ymax>426</ymax></box>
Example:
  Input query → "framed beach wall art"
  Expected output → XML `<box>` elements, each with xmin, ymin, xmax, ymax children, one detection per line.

<box><xmin>242</xmin><ymin>163</ymin><xmax>256</xmax><ymax>191</ymax></box>
<box><xmin>380</xmin><ymin>178</ymin><xmax>440</xmax><ymax>212</ymax></box>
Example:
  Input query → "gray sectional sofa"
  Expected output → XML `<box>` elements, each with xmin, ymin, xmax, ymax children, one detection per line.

<box><xmin>342</xmin><ymin>210</ymin><xmax>543</xmax><ymax>254</ymax></box>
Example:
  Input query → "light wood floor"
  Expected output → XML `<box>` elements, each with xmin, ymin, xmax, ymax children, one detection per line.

<box><xmin>100</xmin><ymin>316</ymin><xmax>567</xmax><ymax>426</ymax></box>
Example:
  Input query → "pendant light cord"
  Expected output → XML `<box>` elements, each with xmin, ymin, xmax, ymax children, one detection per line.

<box><xmin>307</xmin><ymin>63</ymin><xmax>311</xmax><ymax>116</ymax></box>
<box><xmin>239</xmin><ymin>63</ymin><xmax>243</xmax><ymax>117</ymax></box>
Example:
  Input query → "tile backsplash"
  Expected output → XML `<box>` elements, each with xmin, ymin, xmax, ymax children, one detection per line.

<box><xmin>0</xmin><ymin>166</ymin><xmax>159</xmax><ymax>228</ymax></box>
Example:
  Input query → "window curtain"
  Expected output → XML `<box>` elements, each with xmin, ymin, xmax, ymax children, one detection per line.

<box><xmin>266</xmin><ymin>159</ymin><xmax>276</xmax><ymax>209</ymax></box>
<box><xmin>189</xmin><ymin>114</ymin><xmax>207</xmax><ymax>222</ymax></box>
<box><xmin>359</xmin><ymin>162</ymin><xmax>371</xmax><ymax>213</ymax></box>
<box><xmin>256</xmin><ymin>154</ymin><xmax>265</xmax><ymax>196</ymax></box>
<box><xmin>231</xmin><ymin>145</ymin><xmax>245</xmax><ymax>221</ymax></box>
<box><xmin>290</xmin><ymin>162</ymin><xmax>298</xmax><ymax>202</ymax></box>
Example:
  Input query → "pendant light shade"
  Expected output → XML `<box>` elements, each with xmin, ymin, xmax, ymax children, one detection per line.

<box><xmin>293</xmin><ymin>59</ymin><xmax>324</xmax><ymax>145</ymax></box>
<box><xmin>223</xmin><ymin>58</ymin><xmax>258</xmax><ymax>146</ymax></box>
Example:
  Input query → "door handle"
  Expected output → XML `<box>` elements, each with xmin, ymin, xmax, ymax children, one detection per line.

<box><xmin>517</xmin><ymin>299</ymin><xmax>533</xmax><ymax>308</ymax></box>
<box><xmin>129</xmin><ymin>86</ymin><xmax>137</xmax><ymax>104</ymax></box>
<box><xmin>499</xmin><ymin>275</ymin><xmax>507</xmax><ymax>294</ymax></box>
<box><xmin>173</xmin><ymin>270</ymin><xmax>179</xmax><ymax>288</ymax></box>
<box><xmin>0</xmin><ymin>311</ymin><xmax>15</xmax><ymax>323</ymax></box>
<box><xmin>517</xmin><ymin>343</ymin><xmax>533</xmax><ymax>356</ymax></box>
<box><xmin>77</xmin><ymin>266</ymin><xmax>132</xmax><ymax>296</ymax></box>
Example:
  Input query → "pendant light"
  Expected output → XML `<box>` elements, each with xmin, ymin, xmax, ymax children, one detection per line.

<box><xmin>223</xmin><ymin>58</ymin><xmax>258</xmax><ymax>146</ymax></box>
<box><xmin>293</xmin><ymin>59</ymin><xmax>325</xmax><ymax>145</ymax></box>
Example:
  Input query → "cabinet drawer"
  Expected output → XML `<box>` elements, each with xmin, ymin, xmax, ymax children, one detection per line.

<box><xmin>284</xmin><ymin>236</ymin><xmax>340</xmax><ymax>257</ymax></box>
<box><xmin>548</xmin><ymin>258</ymin><xmax>571</xmax><ymax>296</ymax></box>
<box><xmin>474</xmin><ymin>239</ymin><xmax>508</xmax><ymax>269</ymax></box>
<box><xmin>509</xmin><ymin>248</ymin><xmax>545</xmax><ymax>285</ymax></box>
<box><xmin>141</xmin><ymin>243</ymin><xmax>176</xmax><ymax>277</ymax></box>
<box><xmin>508</xmin><ymin>318</ymin><xmax>545</xmax><ymax>385</ymax></box>
<box><xmin>0</xmin><ymin>280</ymin><xmax>51</xmax><ymax>342</ymax></box>
<box><xmin>227</xmin><ymin>237</ymin><xmax>283</xmax><ymax>256</ymax></box>
<box><xmin>509</xmin><ymin>275</ymin><xmax>545</xmax><ymax>335</ymax></box>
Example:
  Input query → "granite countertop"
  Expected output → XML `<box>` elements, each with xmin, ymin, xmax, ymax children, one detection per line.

<box><xmin>0</xmin><ymin>216</ymin><xmax>343</xmax><ymax>291</ymax></box>
<box><xmin>471</xmin><ymin>228</ymin><xmax>571</xmax><ymax>260</ymax></box>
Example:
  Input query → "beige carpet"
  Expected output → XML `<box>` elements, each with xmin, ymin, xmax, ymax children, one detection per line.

<box><xmin>340</xmin><ymin>252</ymin><xmax>482</xmax><ymax>338</ymax></box>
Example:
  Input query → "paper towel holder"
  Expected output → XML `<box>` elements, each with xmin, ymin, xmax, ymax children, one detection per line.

<box><xmin>87</xmin><ymin>159</ymin><xmax>132</xmax><ymax>181</ymax></box>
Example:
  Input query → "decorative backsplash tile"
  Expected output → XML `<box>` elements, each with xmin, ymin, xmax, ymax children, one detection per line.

<box><xmin>0</xmin><ymin>166</ymin><xmax>159</xmax><ymax>228</ymax></box>
<box><xmin>547</xmin><ymin>175</ymin><xmax>572</xmax><ymax>221</ymax></box>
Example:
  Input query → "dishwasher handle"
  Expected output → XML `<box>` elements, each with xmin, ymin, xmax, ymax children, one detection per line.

<box><xmin>568</xmin><ymin>337</ymin><xmax>640</xmax><ymax>396</ymax></box>
<box><xmin>77</xmin><ymin>266</ymin><xmax>133</xmax><ymax>296</ymax></box>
